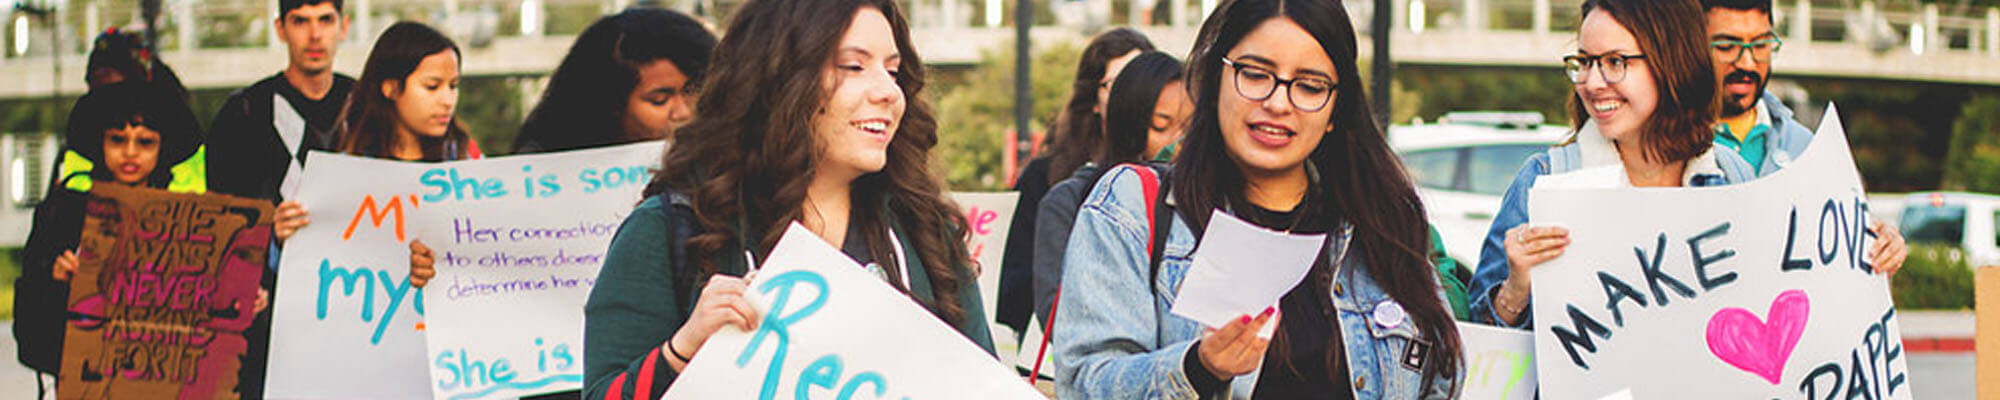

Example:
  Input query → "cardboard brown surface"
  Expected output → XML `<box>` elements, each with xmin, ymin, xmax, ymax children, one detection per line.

<box><xmin>57</xmin><ymin>184</ymin><xmax>274</xmax><ymax>400</ymax></box>
<box><xmin>1978</xmin><ymin>266</ymin><xmax>1998</xmax><ymax>400</ymax></box>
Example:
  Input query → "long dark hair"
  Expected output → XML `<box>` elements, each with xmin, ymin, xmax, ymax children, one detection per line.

<box><xmin>513</xmin><ymin>8</ymin><xmax>716</xmax><ymax>153</ymax></box>
<box><xmin>642</xmin><ymin>0</ymin><xmax>972</xmax><ymax>324</ymax></box>
<box><xmin>1568</xmin><ymin>0</ymin><xmax>1718</xmax><ymax>164</ymax></box>
<box><xmin>332</xmin><ymin>21</ymin><xmax>473</xmax><ymax>160</ymax></box>
<box><xmin>1041</xmin><ymin>28</ymin><xmax>1154</xmax><ymax>185</ymax></box>
<box><xmin>1175</xmin><ymin>0</ymin><xmax>1462</xmax><ymax>390</ymax></box>
<box><xmin>65</xmin><ymin>81</ymin><xmax>201</xmax><ymax>188</ymax></box>
<box><xmin>1093</xmin><ymin>51</ymin><xmax>1183</xmax><ymax>168</ymax></box>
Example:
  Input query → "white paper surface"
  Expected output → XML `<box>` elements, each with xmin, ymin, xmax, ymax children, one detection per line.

<box><xmin>1169</xmin><ymin>209</ymin><xmax>1326</xmax><ymax>337</ymax></box>
<box><xmin>1457</xmin><ymin>322</ymin><xmax>1538</xmax><ymax>400</ymax></box>
<box><xmin>947</xmin><ymin>191</ymin><xmax>1021</xmax><ymax>359</ymax></box>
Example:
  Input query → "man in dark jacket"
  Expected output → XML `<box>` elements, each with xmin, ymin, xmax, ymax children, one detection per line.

<box><xmin>202</xmin><ymin>1</ymin><xmax>353</xmax><ymax>397</ymax></box>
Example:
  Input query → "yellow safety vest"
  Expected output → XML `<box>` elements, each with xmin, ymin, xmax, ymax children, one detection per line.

<box><xmin>59</xmin><ymin>145</ymin><xmax>208</xmax><ymax>194</ymax></box>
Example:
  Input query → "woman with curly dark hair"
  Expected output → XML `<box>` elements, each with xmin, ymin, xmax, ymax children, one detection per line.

<box><xmin>580</xmin><ymin>0</ymin><xmax>993</xmax><ymax>398</ymax></box>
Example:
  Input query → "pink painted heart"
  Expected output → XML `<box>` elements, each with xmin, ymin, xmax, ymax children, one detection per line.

<box><xmin>1705</xmin><ymin>290</ymin><xmax>1810</xmax><ymax>385</ymax></box>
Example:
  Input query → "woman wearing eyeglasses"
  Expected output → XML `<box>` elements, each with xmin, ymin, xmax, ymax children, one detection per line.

<box><xmin>1051</xmin><ymin>0</ymin><xmax>1464</xmax><ymax>398</ymax></box>
<box><xmin>1467</xmin><ymin>0</ymin><xmax>1757</xmax><ymax>330</ymax></box>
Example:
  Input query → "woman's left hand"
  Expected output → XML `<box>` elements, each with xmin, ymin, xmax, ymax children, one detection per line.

<box><xmin>275</xmin><ymin>201</ymin><xmax>311</xmax><ymax>241</ymax></box>
<box><xmin>1868</xmin><ymin>220</ymin><xmax>1907</xmax><ymax>277</ymax></box>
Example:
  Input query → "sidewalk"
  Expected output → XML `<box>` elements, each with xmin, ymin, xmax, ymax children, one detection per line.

<box><xmin>1901</xmin><ymin>310</ymin><xmax>1977</xmax><ymax>353</ymax></box>
<box><xmin>0</xmin><ymin>322</ymin><xmax>46</xmax><ymax>398</ymax></box>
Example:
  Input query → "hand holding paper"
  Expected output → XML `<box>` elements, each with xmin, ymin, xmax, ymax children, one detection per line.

<box><xmin>1169</xmin><ymin>210</ymin><xmax>1327</xmax><ymax>338</ymax></box>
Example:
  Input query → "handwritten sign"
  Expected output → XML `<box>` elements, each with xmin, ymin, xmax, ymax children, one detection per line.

<box><xmin>947</xmin><ymin>192</ymin><xmax>1019</xmax><ymax>356</ymax></box>
<box><xmin>266</xmin><ymin>142</ymin><xmax>663</xmax><ymax>399</ymax></box>
<box><xmin>663</xmin><ymin>223</ymin><xmax>1044</xmax><ymax>399</ymax></box>
<box><xmin>1457</xmin><ymin>322</ymin><xmax>1537</xmax><ymax>400</ymax></box>
<box><xmin>1526</xmin><ymin>106</ymin><xmax>1911</xmax><ymax>399</ymax></box>
<box><xmin>60</xmin><ymin>184</ymin><xmax>273</xmax><ymax>399</ymax></box>
<box><xmin>412</xmin><ymin>143</ymin><xmax>660</xmax><ymax>399</ymax></box>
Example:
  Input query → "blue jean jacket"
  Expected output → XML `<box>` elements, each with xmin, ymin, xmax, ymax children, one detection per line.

<box><xmin>1468</xmin><ymin>136</ymin><xmax>1754</xmax><ymax>327</ymax></box>
<box><xmin>1053</xmin><ymin>165</ymin><xmax>1462</xmax><ymax>399</ymax></box>
<box><xmin>1751</xmin><ymin>91</ymin><xmax>1817</xmax><ymax>177</ymax></box>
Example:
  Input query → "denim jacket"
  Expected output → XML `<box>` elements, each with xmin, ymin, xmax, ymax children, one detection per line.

<box><xmin>1054</xmin><ymin>165</ymin><xmax>1462</xmax><ymax>399</ymax></box>
<box><xmin>1751</xmin><ymin>91</ymin><xmax>1817</xmax><ymax>177</ymax></box>
<box><xmin>1468</xmin><ymin>121</ymin><xmax>1756</xmax><ymax>327</ymax></box>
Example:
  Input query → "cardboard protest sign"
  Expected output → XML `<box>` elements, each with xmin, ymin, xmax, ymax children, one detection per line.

<box><xmin>947</xmin><ymin>192</ymin><xmax>1020</xmax><ymax>357</ymax></box>
<box><xmin>663</xmin><ymin>223</ymin><xmax>1045</xmax><ymax>399</ymax></box>
<box><xmin>1457</xmin><ymin>322</ymin><xmax>1537</xmax><ymax>400</ymax></box>
<box><xmin>60</xmin><ymin>184</ymin><xmax>273</xmax><ymax>400</ymax></box>
<box><xmin>1526</xmin><ymin>106</ymin><xmax>1911</xmax><ymax>399</ymax></box>
<box><xmin>266</xmin><ymin>142</ymin><xmax>662</xmax><ymax>399</ymax></box>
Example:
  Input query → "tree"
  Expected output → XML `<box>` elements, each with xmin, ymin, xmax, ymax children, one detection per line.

<box><xmin>1941</xmin><ymin>94</ymin><xmax>2000</xmax><ymax>193</ymax></box>
<box><xmin>932</xmin><ymin>41</ymin><xmax>1083</xmax><ymax>191</ymax></box>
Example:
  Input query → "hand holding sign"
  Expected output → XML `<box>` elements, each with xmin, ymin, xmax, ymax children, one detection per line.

<box><xmin>664</xmin><ymin>223</ymin><xmax>1042</xmax><ymax>399</ymax></box>
<box><xmin>669</xmin><ymin>275</ymin><xmax>762</xmax><ymax>370</ymax></box>
<box><xmin>274</xmin><ymin>201</ymin><xmax>309</xmax><ymax>240</ymax></box>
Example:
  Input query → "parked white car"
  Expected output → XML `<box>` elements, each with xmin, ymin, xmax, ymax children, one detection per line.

<box><xmin>1389</xmin><ymin>112</ymin><xmax>1570</xmax><ymax>268</ymax></box>
<box><xmin>1899</xmin><ymin>191</ymin><xmax>2000</xmax><ymax>268</ymax></box>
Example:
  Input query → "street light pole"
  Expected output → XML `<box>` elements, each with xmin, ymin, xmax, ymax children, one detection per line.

<box><xmin>1371</xmin><ymin>0</ymin><xmax>1393</xmax><ymax>130</ymax></box>
<box><xmin>1013</xmin><ymin>0</ymin><xmax>1034</xmax><ymax>182</ymax></box>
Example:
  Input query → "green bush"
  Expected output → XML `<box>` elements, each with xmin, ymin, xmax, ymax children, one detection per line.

<box><xmin>0</xmin><ymin>247</ymin><xmax>18</xmax><ymax>320</ymax></box>
<box><xmin>1941</xmin><ymin>94</ymin><xmax>2000</xmax><ymax>193</ymax></box>
<box><xmin>932</xmin><ymin>41</ymin><xmax>1083</xmax><ymax>191</ymax></box>
<box><xmin>1891</xmin><ymin>244</ymin><xmax>1975</xmax><ymax>310</ymax></box>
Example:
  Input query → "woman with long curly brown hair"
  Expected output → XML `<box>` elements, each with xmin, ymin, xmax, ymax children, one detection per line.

<box><xmin>579</xmin><ymin>0</ymin><xmax>993</xmax><ymax>398</ymax></box>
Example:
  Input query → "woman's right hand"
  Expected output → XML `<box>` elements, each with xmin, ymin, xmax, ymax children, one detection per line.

<box><xmin>274</xmin><ymin>201</ymin><xmax>311</xmax><ymax>241</ymax></box>
<box><xmin>1499</xmin><ymin>225</ymin><xmax>1570</xmax><ymax>323</ymax></box>
<box><xmin>51</xmin><ymin>250</ymin><xmax>78</xmax><ymax>282</ymax></box>
<box><xmin>1503</xmin><ymin>225</ymin><xmax>1571</xmax><ymax>289</ymax></box>
<box><xmin>408</xmin><ymin>239</ymin><xmax>436</xmax><ymax>288</ymax></box>
<box><xmin>1196</xmin><ymin>307</ymin><xmax>1278</xmax><ymax>380</ymax></box>
<box><xmin>665</xmin><ymin>275</ymin><xmax>761</xmax><ymax>371</ymax></box>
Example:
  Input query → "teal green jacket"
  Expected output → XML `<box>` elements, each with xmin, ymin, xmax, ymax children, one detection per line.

<box><xmin>582</xmin><ymin>194</ymin><xmax>996</xmax><ymax>400</ymax></box>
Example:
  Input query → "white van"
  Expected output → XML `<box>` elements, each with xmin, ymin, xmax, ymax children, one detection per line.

<box><xmin>1390</xmin><ymin>112</ymin><xmax>1571</xmax><ymax>267</ymax></box>
<box><xmin>1898</xmin><ymin>191</ymin><xmax>2000</xmax><ymax>268</ymax></box>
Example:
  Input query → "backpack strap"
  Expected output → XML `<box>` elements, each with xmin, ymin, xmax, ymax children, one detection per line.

<box><xmin>1028</xmin><ymin>162</ymin><xmax>1172</xmax><ymax>382</ymax></box>
<box><xmin>1135</xmin><ymin>163</ymin><xmax>1173</xmax><ymax>293</ymax></box>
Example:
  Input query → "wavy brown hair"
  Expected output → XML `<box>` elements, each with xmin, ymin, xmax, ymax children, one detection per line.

<box><xmin>1175</xmin><ymin>0</ymin><xmax>1461</xmax><ymax>391</ymax></box>
<box><xmin>1567</xmin><ymin>0</ymin><xmax>1719</xmax><ymax>164</ymax></box>
<box><xmin>641</xmin><ymin>0</ymin><xmax>971</xmax><ymax>324</ymax></box>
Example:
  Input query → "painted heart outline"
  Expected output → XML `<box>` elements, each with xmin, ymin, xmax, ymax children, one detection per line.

<box><xmin>1704</xmin><ymin>289</ymin><xmax>1811</xmax><ymax>385</ymax></box>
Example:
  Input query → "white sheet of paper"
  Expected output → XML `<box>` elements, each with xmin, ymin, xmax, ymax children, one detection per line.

<box><xmin>1169</xmin><ymin>210</ymin><xmax>1326</xmax><ymax>338</ymax></box>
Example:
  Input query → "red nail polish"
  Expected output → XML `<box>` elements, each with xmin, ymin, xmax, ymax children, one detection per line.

<box><xmin>1239</xmin><ymin>315</ymin><xmax>1252</xmax><ymax>324</ymax></box>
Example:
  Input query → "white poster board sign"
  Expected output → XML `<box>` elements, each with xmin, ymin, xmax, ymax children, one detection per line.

<box><xmin>1526</xmin><ymin>106</ymin><xmax>1910</xmax><ymax>399</ymax></box>
<box><xmin>267</xmin><ymin>142</ymin><xmax>662</xmax><ymax>399</ymax></box>
<box><xmin>662</xmin><ymin>224</ymin><xmax>1044</xmax><ymax>399</ymax></box>
<box><xmin>411</xmin><ymin>142</ymin><xmax>661</xmax><ymax>399</ymax></box>
<box><xmin>948</xmin><ymin>191</ymin><xmax>1020</xmax><ymax>360</ymax></box>
<box><xmin>1457</xmin><ymin>322</ymin><xmax>1537</xmax><ymax>400</ymax></box>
